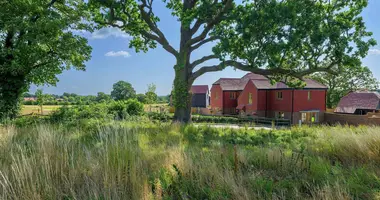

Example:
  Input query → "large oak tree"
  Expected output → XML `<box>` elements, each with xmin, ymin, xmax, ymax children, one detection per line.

<box><xmin>89</xmin><ymin>0</ymin><xmax>375</xmax><ymax>122</ymax></box>
<box><xmin>0</xmin><ymin>0</ymin><xmax>92</xmax><ymax>120</ymax></box>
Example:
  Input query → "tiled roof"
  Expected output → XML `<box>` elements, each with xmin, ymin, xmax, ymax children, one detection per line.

<box><xmin>213</xmin><ymin>73</ymin><xmax>268</xmax><ymax>91</ymax></box>
<box><xmin>335</xmin><ymin>91</ymin><xmax>380</xmax><ymax>114</ymax></box>
<box><xmin>23</xmin><ymin>97</ymin><xmax>37</xmax><ymax>101</ymax></box>
<box><xmin>213</xmin><ymin>73</ymin><xmax>326</xmax><ymax>91</ymax></box>
<box><xmin>213</xmin><ymin>78</ymin><xmax>243</xmax><ymax>90</ymax></box>
<box><xmin>191</xmin><ymin>85</ymin><xmax>209</xmax><ymax>94</ymax></box>
<box><xmin>241</xmin><ymin>73</ymin><xmax>267</xmax><ymax>81</ymax></box>
<box><xmin>251</xmin><ymin>79</ymin><xmax>328</xmax><ymax>89</ymax></box>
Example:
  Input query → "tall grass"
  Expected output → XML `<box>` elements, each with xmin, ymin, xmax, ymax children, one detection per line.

<box><xmin>1</xmin><ymin>123</ymin><xmax>380</xmax><ymax>199</ymax></box>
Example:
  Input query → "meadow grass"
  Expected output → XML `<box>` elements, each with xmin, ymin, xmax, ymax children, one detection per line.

<box><xmin>1</xmin><ymin>122</ymin><xmax>380</xmax><ymax>199</ymax></box>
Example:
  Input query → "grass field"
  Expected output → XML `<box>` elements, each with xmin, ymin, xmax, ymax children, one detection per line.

<box><xmin>1</xmin><ymin>121</ymin><xmax>380</xmax><ymax>199</ymax></box>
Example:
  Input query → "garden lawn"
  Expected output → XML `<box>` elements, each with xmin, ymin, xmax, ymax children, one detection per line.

<box><xmin>1</xmin><ymin>121</ymin><xmax>380</xmax><ymax>199</ymax></box>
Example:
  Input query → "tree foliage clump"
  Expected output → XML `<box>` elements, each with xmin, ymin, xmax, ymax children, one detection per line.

<box><xmin>111</xmin><ymin>81</ymin><xmax>136</xmax><ymax>101</ymax></box>
<box><xmin>0</xmin><ymin>0</ymin><xmax>92</xmax><ymax>120</ymax></box>
<box><xmin>145</xmin><ymin>83</ymin><xmax>158</xmax><ymax>104</ymax></box>
<box><xmin>88</xmin><ymin>0</ymin><xmax>375</xmax><ymax>122</ymax></box>
<box><xmin>312</xmin><ymin>66</ymin><xmax>379</xmax><ymax>108</ymax></box>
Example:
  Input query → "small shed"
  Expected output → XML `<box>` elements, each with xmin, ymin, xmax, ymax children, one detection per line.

<box><xmin>191</xmin><ymin>85</ymin><xmax>209</xmax><ymax>108</ymax></box>
<box><xmin>335</xmin><ymin>91</ymin><xmax>380</xmax><ymax>115</ymax></box>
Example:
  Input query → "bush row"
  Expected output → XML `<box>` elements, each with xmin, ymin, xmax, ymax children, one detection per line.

<box><xmin>147</xmin><ymin>112</ymin><xmax>254</xmax><ymax>124</ymax></box>
<box><xmin>50</xmin><ymin>99</ymin><xmax>144</xmax><ymax>123</ymax></box>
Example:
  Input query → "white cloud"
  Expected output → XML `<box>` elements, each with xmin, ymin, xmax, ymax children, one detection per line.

<box><xmin>91</xmin><ymin>27</ymin><xmax>131</xmax><ymax>39</ymax></box>
<box><xmin>105</xmin><ymin>51</ymin><xmax>131</xmax><ymax>58</ymax></box>
<box><xmin>368</xmin><ymin>49</ymin><xmax>380</xmax><ymax>55</ymax></box>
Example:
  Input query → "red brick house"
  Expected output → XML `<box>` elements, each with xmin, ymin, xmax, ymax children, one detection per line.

<box><xmin>210</xmin><ymin>73</ymin><xmax>267</xmax><ymax>114</ymax></box>
<box><xmin>211</xmin><ymin>73</ymin><xmax>327</xmax><ymax>124</ymax></box>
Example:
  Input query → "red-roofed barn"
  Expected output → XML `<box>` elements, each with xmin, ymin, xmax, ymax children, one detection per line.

<box><xmin>334</xmin><ymin>91</ymin><xmax>380</xmax><ymax>115</ymax></box>
<box><xmin>210</xmin><ymin>73</ymin><xmax>327</xmax><ymax>124</ymax></box>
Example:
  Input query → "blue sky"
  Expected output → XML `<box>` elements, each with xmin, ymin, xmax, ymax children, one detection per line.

<box><xmin>30</xmin><ymin>0</ymin><xmax>380</xmax><ymax>96</ymax></box>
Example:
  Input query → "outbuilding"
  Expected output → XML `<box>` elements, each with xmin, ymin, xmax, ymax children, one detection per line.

<box><xmin>191</xmin><ymin>85</ymin><xmax>209</xmax><ymax>108</ymax></box>
<box><xmin>335</xmin><ymin>91</ymin><xmax>380</xmax><ymax>115</ymax></box>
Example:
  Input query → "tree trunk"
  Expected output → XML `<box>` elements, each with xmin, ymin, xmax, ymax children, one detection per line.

<box><xmin>0</xmin><ymin>74</ymin><xmax>27</xmax><ymax>120</ymax></box>
<box><xmin>173</xmin><ymin>15</ymin><xmax>194</xmax><ymax>123</ymax></box>
<box><xmin>172</xmin><ymin>67</ymin><xmax>192</xmax><ymax>123</ymax></box>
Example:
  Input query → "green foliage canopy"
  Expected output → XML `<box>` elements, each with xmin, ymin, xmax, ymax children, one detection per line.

<box><xmin>96</xmin><ymin>92</ymin><xmax>111</xmax><ymax>103</ymax></box>
<box><xmin>145</xmin><ymin>83</ymin><xmax>157</xmax><ymax>104</ymax></box>
<box><xmin>111</xmin><ymin>81</ymin><xmax>136</xmax><ymax>101</ymax></box>
<box><xmin>312</xmin><ymin>66</ymin><xmax>379</xmax><ymax>108</ymax></box>
<box><xmin>136</xmin><ymin>93</ymin><xmax>147</xmax><ymax>103</ymax></box>
<box><xmin>0</xmin><ymin>0</ymin><xmax>92</xmax><ymax>119</ymax></box>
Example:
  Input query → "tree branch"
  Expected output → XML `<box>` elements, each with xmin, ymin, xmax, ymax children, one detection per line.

<box><xmin>187</xmin><ymin>0</ymin><xmax>232</xmax><ymax>46</ymax></box>
<box><xmin>190</xmin><ymin>19</ymin><xmax>204</xmax><ymax>35</ymax></box>
<box><xmin>138</xmin><ymin>2</ymin><xmax>179</xmax><ymax>57</ymax></box>
<box><xmin>190</xmin><ymin>54</ymin><xmax>219</xmax><ymax>69</ymax></box>
<box><xmin>191</xmin><ymin>60</ymin><xmax>338</xmax><ymax>81</ymax></box>
<box><xmin>190</xmin><ymin>36</ymin><xmax>219</xmax><ymax>51</ymax></box>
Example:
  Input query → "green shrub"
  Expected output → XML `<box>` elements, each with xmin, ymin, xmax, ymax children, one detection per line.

<box><xmin>50</xmin><ymin>104</ymin><xmax>112</xmax><ymax>123</ymax></box>
<box><xmin>49</xmin><ymin>100</ymin><xmax>144</xmax><ymax>123</ymax></box>
<box><xmin>108</xmin><ymin>101</ymin><xmax>129</xmax><ymax>119</ymax></box>
<box><xmin>191</xmin><ymin>115</ymin><xmax>239</xmax><ymax>124</ymax></box>
<box><xmin>147</xmin><ymin>112</ymin><xmax>172</xmax><ymax>122</ymax></box>
<box><xmin>125</xmin><ymin>99</ymin><xmax>144</xmax><ymax>116</ymax></box>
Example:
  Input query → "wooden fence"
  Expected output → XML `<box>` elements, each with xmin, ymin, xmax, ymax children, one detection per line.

<box><xmin>324</xmin><ymin>112</ymin><xmax>380</xmax><ymax>126</ymax></box>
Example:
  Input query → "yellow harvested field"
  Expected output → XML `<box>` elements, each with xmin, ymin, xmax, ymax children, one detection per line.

<box><xmin>21</xmin><ymin>103</ymin><xmax>169</xmax><ymax>116</ymax></box>
<box><xmin>21</xmin><ymin>105</ymin><xmax>63</xmax><ymax>115</ymax></box>
<box><xmin>144</xmin><ymin>103</ymin><xmax>169</xmax><ymax>112</ymax></box>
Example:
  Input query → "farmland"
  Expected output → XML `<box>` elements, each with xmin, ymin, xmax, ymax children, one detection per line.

<box><xmin>21</xmin><ymin>105</ymin><xmax>63</xmax><ymax>115</ymax></box>
<box><xmin>21</xmin><ymin>104</ymin><xmax>169</xmax><ymax>116</ymax></box>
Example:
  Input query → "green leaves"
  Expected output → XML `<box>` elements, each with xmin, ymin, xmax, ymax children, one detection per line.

<box><xmin>111</xmin><ymin>81</ymin><xmax>137</xmax><ymax>101</ymax></box>
<box><xmin>0</xmin><ymin>0</ymin><xmax>92</xmax><ymax>119</ymax></box>
<box><xmin>214</xmin><ymin>0</ymin><xmax>375</xmax><ymax>81</ymax></box>
<box><xmin>311</xmin><ymin>65</ymin><xmax>379</xmax><ymax>108</ymax></box>
<box><xmin>0</xmin><ymin>0</ymin><xmax>92</xmax><ymax>84</ymax></box>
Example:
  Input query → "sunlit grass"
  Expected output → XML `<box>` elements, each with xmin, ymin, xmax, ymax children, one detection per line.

<box><xmin>1</xmin><ymin>123</ymin><xmax>380</xmax><ymax>199</ymax></box>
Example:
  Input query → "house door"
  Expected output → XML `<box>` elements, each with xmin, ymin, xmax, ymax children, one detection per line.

<box><xmin>301</xmin><ymin>112</ymin><xmax>319</xmax><ymax>123</ymax></box>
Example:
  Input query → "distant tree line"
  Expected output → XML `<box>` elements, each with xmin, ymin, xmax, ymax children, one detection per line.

<box><xmin>23</xmin><ymin>81</ymin><xmax>169</xmax><ymax>105</ymax></box>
